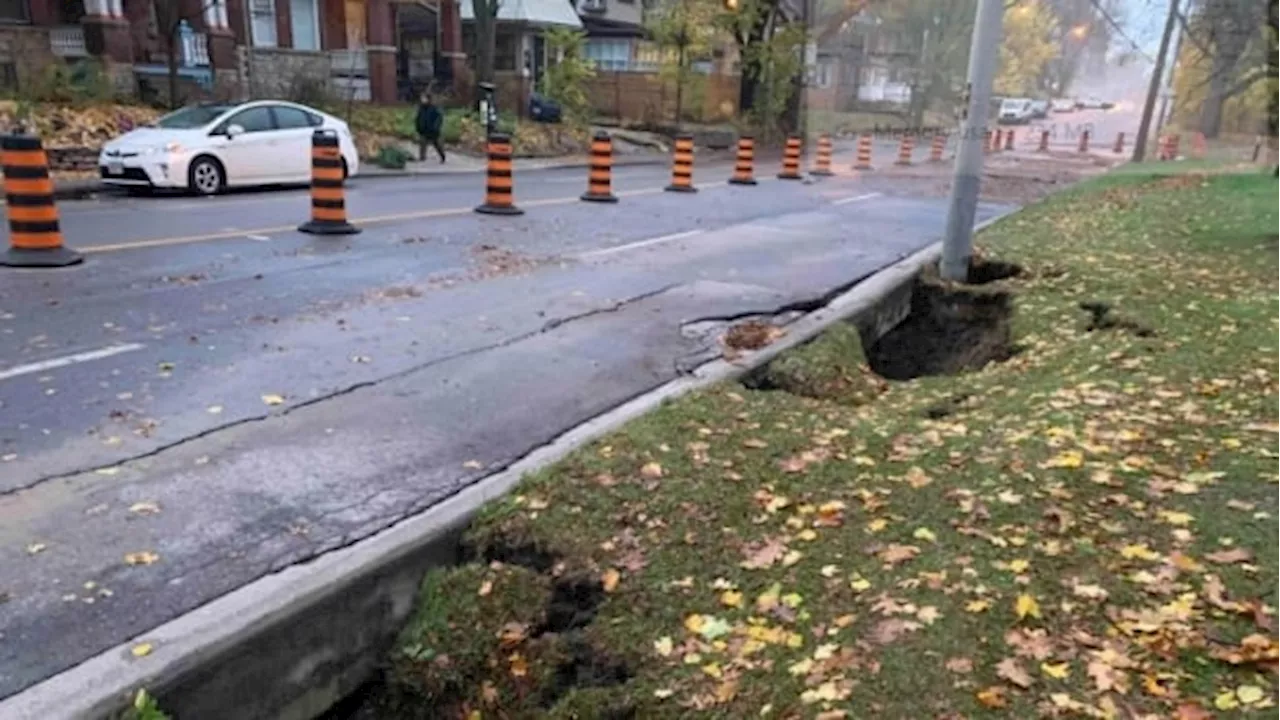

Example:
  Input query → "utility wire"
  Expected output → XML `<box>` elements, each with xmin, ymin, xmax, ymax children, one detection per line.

<box><xmin>1085</xmin><ymin>0</ymin><xmax>1157</xmax><ymax>63</ymax></box>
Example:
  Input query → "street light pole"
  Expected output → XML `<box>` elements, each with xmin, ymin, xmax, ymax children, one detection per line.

<box><xmin>939</xmin><ymin>0</ymin><xmax>1003</xmax><ymax>282</ymax></box>
<box><xmin>1133</xmin><ymin>0</ymin><xmax>1179</xmax><ymax>163</ymax></box>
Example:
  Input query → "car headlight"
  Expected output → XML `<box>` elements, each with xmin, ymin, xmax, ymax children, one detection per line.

<box><xmin>164</xmin><ymin>142</ymin><xmax>184</xmax><ymax>153</ymax></box>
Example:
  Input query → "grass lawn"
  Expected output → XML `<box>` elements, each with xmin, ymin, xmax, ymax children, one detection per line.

<box><xmin>377</xmin><ymin>166</ymin><xmax>1278</xmax><ymax>719</ymax></box>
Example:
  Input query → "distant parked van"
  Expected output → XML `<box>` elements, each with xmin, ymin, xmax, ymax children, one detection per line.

<box><xmin>998</xmin><ymin>98</ymin><xmax>1034</xmax><ymax>124</ymax></box>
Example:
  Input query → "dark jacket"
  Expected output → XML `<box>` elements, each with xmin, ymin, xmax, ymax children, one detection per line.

<box><xmin>415</xmin><ymin>103</ymin><xmax>443</xmax><ymax>138</ymax></box>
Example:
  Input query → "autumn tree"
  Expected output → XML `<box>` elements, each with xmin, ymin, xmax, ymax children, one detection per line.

<box><xmin>994</xmin><ymin>0</ymin><xmax>1057</xmax><ymax>97</ymax></box>
<box><xmin>1175</xmin><ymin>0</ymin><xmax>1271</xmax><ymax>138</ymax></box>
<box><xmin>472</xmin><ymin>0</ymin><xmax>501</xmax><ymax>91</ymax></box>
<box><xmin>648</xmin><ymin>0</ymin><xmax>720</xmax><ymax>124</ymax></box>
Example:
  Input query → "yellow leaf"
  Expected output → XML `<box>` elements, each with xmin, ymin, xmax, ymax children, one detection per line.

<box><xmin>508</xmin><ymin>652</ymin><xmax>528</xmax><ymax>677</ymax></box>
<box><xmin>1007</xmin><ymin>558</ymin><xmax>1031</xmax><ymax>574</ymax></box>
<box><xmin>478</xmin><ymin>579</ymin><xmax>493</xmax><ymax>597</ymax></box>
<box><xmin>1214</xmin><ymin>690</ymin><xmax>1240</xmax><ymax>710</ymax></box>
<box><xmin>813</xmin><ymin>642</ymin><xmax>838</xmax><ymax>660</ymax></box>
<box><xmin>755</xmin><ymin>583</ymin><xmax>781</xmax><ymax>612</ymax></box>
<box><xmin>866</xmin><ymin>518</ymin><xmax>888</xmax><ymax>533</ymax></box>
<box><xmin>966</xmin><ymin>599</ymin><xmax>991</xmax><ymax>613</ymax></box>
<box><xmin>1041</xmin><ymin>661</ymin><xmax>1071</xmax><ymax>679</ymax></box>
<box><xmin>466</xmin><ymin>711</ymin><xmax>482</xmax><ymax>720</ymax></box>
<box><xmin>653</xmin><ymin>636</ymin><xmax>674</xmax><ymax>657</ymax></box>
<box><xmin>640</xmin><ymin>462</ymin><xmax>663</xmax><ymax>478</ymax></box>
<box><xmin>684</xmin><ymin>614</ymin><xmax>705</xmax><ymax>634</ymax></box>
<box><xmin>849</xmin><ymin>574</ymin><xmax>871</xmax><ymax>593</ymax></box>
<box><xmin>782</xmin><ymin>550</ymin><xmax>803</xmax><ymax>567</ymax></box>
<box><xmin>131</xmin><ymin>643</ymin><xmax>153</xmax><ymax>658</ymax></box>
<box><xmin>781</xmin><ymin>592</ymin><xmax>804</xmax><ymax>608</ymax></box>
<box><xmin>788</xmin><ymin>658</ymin><xmax>814</xmax><ymax>676</ymax></box>
<box><xmin>1043</xmin><ymin>450</ymin><xmax>1084</xmax><ymax>469</ymax></box>
<box><xmin>1120</xmin><ymin>544</ymin><xmax>1161</xmax><ymax>561</ymax></box>
<box><xmin>1015</xmin><ymin>594</ymin><xmax>1042</xmax><ymax>620</ymax></box>
<box><xmin>701</xmin><ymin>662</ymin><xmax>722</xmax><ymax>678</ymax></box>
<box><xmin>976</xmin><ymin>686</ymin><xmax>1007</xmax><ymax>708</ymax></box>
<box><xmin>720</xmin><ymin>590</ymin><xmax>743</xmax><ymax>608</ymax></box>
<box><xmin>1159</xmin><ymin>510</ymin><xmax>1194</xmax><ymax>526</ymax></box>
<box><xmin>916</xmin><ymin>606</ymin><xmax>941</xmax><ymax>625</ymax></box>
<box><xmin>820</xmin><ymin>564</ymin><xmax>839</xmax><ymax>578</ymax></box>
<box><xmin>913</xmin><ymin>527</ymin><xmax>937</xmax><ymax>543</ymax></box>
<box><xmin>796</xmin><ymin>528</ymin><xmax>818</xmax><ymax>542</ymax></box>
<box><xmin>261</xmin><ymin>393</ymin><xmax>285</xmax><ymax>406</ymax></box>
<box><xmin>124</xmin><ymin>551</ymin><xmax>160</xmax><ymax>566</ymax></box>
<box><xmin>1236</xmin><ymin>685</ymin><xmax>1265</xmax><ymax>705</ymax></box>
<box><xmin>601</xmin><ymin>568</ymin><xmax>621</xmax><ymax>593</ymax></box>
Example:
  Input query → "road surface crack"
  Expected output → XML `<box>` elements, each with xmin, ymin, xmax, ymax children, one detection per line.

<box><xmin>1</xmin><ymin>283</ymin><xmax>684</xmax><ymax>498</ymax></box>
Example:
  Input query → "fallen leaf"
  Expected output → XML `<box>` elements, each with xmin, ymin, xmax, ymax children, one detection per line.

<box><xmin>463</xmin><ymin>460</ymin><xmax>484</xmax><ymax>470</ymax></box>
<box><xmin>869</xmin><ymin>617</ymin><xmax>921</xmax><ymax>645</ymax></box>
<box><xmin>128</xmin><ymin>501</ymin><xmax>161</xmax><ymax>515</ymax></box>
<box><xmin>1205</xmin><ymin>547</ymin><xmax>1253</xmax><ymax>565</ymax></box>
<box><xmin>1072</xmin><ymin>582</ymin><xmax>1109</xmax><ymax>600</ymax></box>
<box><xmin>261</xmin><ymin>393</ymin><xmax>285</xmax><ymax>406</ymax></box>
<box><xmin>601</xmin><ymin>568</ymin><xmax>621</xmax><ymax>593</ymax></box>
<box><xmin>1173</xmin><ymin>703</ymin><xmax>1213</xmax><ymax>720</ymax></box>
<box><xmin>913</xmin><ymin>527</ymin><xmax>938</xmax><ymax>543</ymax></box>
<box><xmin>124</xmin><ymin>551</ymin><xmax>160</xmax><ymax>566</ymax></box>
<box><xmin>1235</xmin><ymin>684</ymin><xmax>1265</xmax><ymax>705</ymax></box>
<box><xmin>478</xmin><ymin>579</ymin><xmax>493</xmax><ymax>597</ymax></box>
<box><xmin>640</xmin><ymin>462</ymin><xmax>663</xmax><ymax>478</ymax></box>
<box><xmin>997</xmin><ymin>657</ymin><xmax>1034</xmax><ymax>688</ymax></box>
<box><xmin>508</xmin><ymin>652</ymin><xmax>528</xmax><ymax>678</ymax></box>
<box><xmin>720</xmin><ymin>590</ymin><xmax>743</xmax><ymax>608</ymax></box>
<box><xmin>1041</xmin><ymin>661</ymin><xmax>1071</xmax><ymax>679</ymax></box>
<box><xmin>131</xmin><ymin>643</ymin><xmax>153</xmax><ymax>658</ymax></box>
<box><xmin>945</xmin><ymin>656</ymin><xmax>974</xmax><ymax>674</ymax></box>
<box><xmin>976</xmin><ymin>686</ymin><xmax>1007</xmax><ymax>708</ymax></box>
<box><xmin>653</xmin><ymin>636</ymin><xmax>674</xmax><ymax>657</ymax></box>
<box><xmin>1014</xmin><ymin>593</ymin><xmax>1042</xmax><ymax>620</ymax></box>
<box><xmin>741</xmin><ymin>538</ymin><xmax>788</xmax><ymax>569</ymax></box>
<box><xmin>206</xmin><ymin>405</ymin><xmax>223</xmax><ymax>414</ymax></box>
<box><xmin>966</xmin><ymin>599</ymin><xmax>991</xmax><ymax>613</ymax></box>
<box><xmin>26</xmin><ymin>543</ymin><xmax>46</xmax><ymax>555</ymax></box>
<box><xmin>878</xmin><ymin>544</ymin><xmax>920</xmax><ymax>566</ymax></box>
<box><xmin>1120</xmin><ymin>543</ymin><xmax>1161</xmax><ymax>561</ymax></box>
<box><xmin>1042</xmin><ymin>450</ymin><xmax>1084</xmax><ymax>469</ymax></box>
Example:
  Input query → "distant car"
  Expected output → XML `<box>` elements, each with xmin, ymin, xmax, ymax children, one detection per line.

<box><xmin>1028</xmin><ymin>99</ymin><xmax>1049</xmax><ymax>119</ymax></box>
<box><xmin>998</xmin><ymin>98</ymin><xmax>1034</xmax><ymax>124</ymax></box>
<box><xmin>1077</xmin><ymin>96</ymin><xmax>1108</xmax><ymax>110</ymax></box>
<box><xmin>529</xmin><ymin>93</ymin><xmax>562</xmax><ymax>124</ymax></box>
<box><xmin>99</xmin><ymin>101</ymin><xmax>359</xmax><ymax>196</ymax></box>
<box><xmin>1051</xmin><ymin>98</ymin><xmax>1076</xmax><ymax>113</ymax></box>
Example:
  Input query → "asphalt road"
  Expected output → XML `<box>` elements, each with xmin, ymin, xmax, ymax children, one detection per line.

<box><xmin>0</xmin><ymin>152</ymin><xmax>1014</xmax><ymax>699</ymax></box>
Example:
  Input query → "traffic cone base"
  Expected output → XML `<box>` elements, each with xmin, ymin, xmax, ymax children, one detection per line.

<box><xmin>0</xmin><ymin>246</ymin><xmax>82</xmax><ymax>268</ymax></box>
<box><xmin>475</xmin><ymin>203</ymin><xmax>526</xmax><ymax>215</ymax></box>
<box><xmin>298</xmin><ymin>219</ymin><xmax>360</xmax><ymax>235</ymax></box>
<box><xmin>580</xmin><ymin>192</ymin><xmax>618</xmax><ymax>203</ymax></box>
<box><xmin>664</xmin><ymin>184</ymin><xmax>699</xmax><ymax>193</ymax></box>
<box><xmin>809</xmin><ymin>168</ymin><xmax>833</xmax><ymax>176</ymax></box>
<box><xmin>728</xmin><ymin>177</ymin><xmax>758</xmax><ymax>185</ymax></box>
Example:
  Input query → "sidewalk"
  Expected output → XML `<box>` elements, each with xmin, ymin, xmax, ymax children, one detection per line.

<box><xmin>369</xmin><ymin>165</ymin><xmax>1279</xmax><ymax>717</ymax></box>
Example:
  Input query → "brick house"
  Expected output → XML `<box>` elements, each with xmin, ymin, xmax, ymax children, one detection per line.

<box><xmin>0</xmin><ymin>0</ymin><xmax>470</xmax><ymax>104</ymax></box>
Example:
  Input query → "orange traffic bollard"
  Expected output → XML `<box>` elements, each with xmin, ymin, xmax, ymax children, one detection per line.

<box><xmin>1077</xmin><ymin>129</ymin><xmax>1090</xmax><ymax>153</ymax></box>
<box><xmin>777</xmin><ymin>136</ymin><xmax>802</xmax><ymax>179</ymax></box>
<box><xmin>984</xmin><ymin>130</ymin><xmax>993</xmax><ymax>153</ymax></box>
<box><xmin>298</xmin><ymin>129</ymin><xmax>359</xmax><ymax>235</ymax></box>
<box><xmin>1112</xmin><ymin>132</ymin><xmax>1125</xmax><ymax>154</ymax></box>
<box><xmin>1003</xmin><ymin>129</ymin><xmax>1014</xmax><ymax>151</ymax></box>
<box><xmin>894</xmin><ymin>133</ymin><xmax>914</xmax><ymax>165</ymax></box>
<box><xmin>853</xmin><ymin>132</ymin><xmax>873</xmax><ymax>170</ymax></box>
<box><xmin>1191</xmin><ymin>132</ymin><xmax>1206</xmax><ymax>157</ymax></box>
<box><xmin>665</xmin><ymin>134</ymin><xmax>697</xmax><ymax>193</ymax></box>
<box><xmin>1167</xmin><ymin>133</ymin><xmax>1180</xmax><ymax>159</ymax></box>
<box><xmin>928</xmin><ymin>133</ymin><xmax>945</xmax><ymax>162</ymax></box>
<box><xmin>475</xmin><ymin>133</ymin><xmax>523</xmax><ymax>215</ymax></box>
<box><xmin>993</xmin><ymin>129</ymin><xmax>1003</xmax><ymax>152</ymax></box>
<box><xmin>810</xmin><ymin>134</ymin><xmax>834</xmax><ymax>176</ymax></box>
<box><xmin>1</xmin><ymin>134</ymin><xmax>81</xmax><ymax>267</ymax></box>
<box><xmin>1037</xmin><ymin>129</ymin><xmax>1049</xmax><ymax>152</ymax></box>
<box><xmin>728</xmin><ymin>136</ymin><xmax>757</xmax><ymax>185</ymax></box>
<box><xmin>581</xmin><ymin>131</ymin><xmax>617</xmax><ymax>203</ymax></box>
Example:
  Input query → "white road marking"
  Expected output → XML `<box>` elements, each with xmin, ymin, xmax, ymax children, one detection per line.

<box><xmin>832</xmin><ymin>192</ymin><xmax>882</xmax><ymax>206</ymax></box>
<box><xmin>578</xmin><ymin>229</ymin><xmax>705</xmax><ymax>259</ymax></box>
<box><xmin>246</xmin><ymin>234</ymin><xmax>271</xmax><ymax>242</ymax></box>
<box><xmin>0</xmin><ymin>343</ymin><xmax>145</xmax><ymax>382</ymax></box>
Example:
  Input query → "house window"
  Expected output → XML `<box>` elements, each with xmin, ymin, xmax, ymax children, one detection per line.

<box><xmin>584</xmin><ymin>38</ymin><xmax>629</xmax><ymax>71</ymax></box>
<box><xmin>250</xmin><ymin>0</ymin><xmax>277</xmax><ymax>47</ymax></box>
<box><xmin>290</xmin><ymin>0</ymin><xmax>320</xmax><ymax>50</ymax></box>
<box><xmin>494</xmin><ymin>29</ymin><xmax>517</xmax><ymax>71</ymax></box>
<box><xmin>0</xmin><ymin>0</ymin><xmax>28</xmax><ymax>21</ymax></box>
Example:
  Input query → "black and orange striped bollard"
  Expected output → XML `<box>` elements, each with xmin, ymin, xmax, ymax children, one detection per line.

<box><xmin>983</xmin><ymin>130</ymin><xmax>993</xmax><ymax>153</ymax></box>
<box><xmin>1037</xmin><ymin>129</ymin><xmax>1050</xmax><ymax>152</ymax></box>
<box><xmin>1112</xmin><ymin>132</ymin><xmax>1124</xmax><ymax>154</ymax></box>
<box><xmin>665</xmin><ymin>134</ymin><xmax>697</xmax><ymax>193</ymax></box>
<box><xmin>728</xmin><ymin>136</ymin><xmax>757</xmax><ymax>185</ymax></box>
<box><xmin>993</xmin><ymin>129</ymin><xmax>1003</xmax><ymax>151</ymax></box>
<box><xmin>581</xmin><ymin>131</ymin><xmax>617</xmax><ymax>203</ymax></box>
<box><xmin>894</xmin><ymin>133</ymin><xmax>914</xmax><ymax>165</ymax></box>
<box><xmin>928</xmin><ymin>133</ymin><xmax>945</xmax><ymax>162</ymax></box>
<box><xmin>777</xmin><ymin>136</ymin><xmax>802</xmax><ymax>179</ymax></box>
<box><xmin>853</xmin><ymin>132</ymin><xmax>873</xmax><ymax>170</ymax></box>
<box><xmin>1</xmin><ymin>134</ymin><xmax>81</xmax><ymax>267</ymax></box>
<box><xmin>1003</xmin><ymin>129</ymin><xmax>1014</xmax><ymax>151</ymax></box>
<box><xmin>298</xmin><ymin>130</ymin><xmax>359</xmax><ymax>235</ymax></box>
<box><xmin>475</xmin><ymin>133</ymin><xmax>524</xmax><ymax>214</ymax></box>
<box><xmin>1077</xmin><ymin>129</ymin><xmax>1090</xmax><ymax>153</ymax></box>
<box><xmin>810</xmin><ymin>134</ymin><xmax>833</xmax><ymax>176</ymax></box>
<box><xmin>1166</xmin><ymin>133</ymin><xmax>1180</xmax><ymax>159</ymax></box>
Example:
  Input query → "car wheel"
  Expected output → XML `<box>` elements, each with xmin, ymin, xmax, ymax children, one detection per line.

<box><xmin>188</xmin><ymin>156</ymin><xmax>225</xmax><ymax>196</ymax></box>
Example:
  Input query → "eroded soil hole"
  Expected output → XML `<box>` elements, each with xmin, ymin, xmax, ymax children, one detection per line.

<box><xmin>1079</xmin><ymin>301</ymin><xmax>1155</xmax><ymax>337</ymax></box>
<box><xmin>865</xmin><ymin>266</ymin><xmax>1019</xmax><ymax>381</ymax></box>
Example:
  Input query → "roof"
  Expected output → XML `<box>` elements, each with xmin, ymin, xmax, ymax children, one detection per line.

<box><xmin>579</xmin><ymin>15</ymin><xmax>644</xmax><ymax>38</ymax></box>
<box><xmin>460</xmin><ymin>0</ymin><xmax>584</xmax><ymax>28</ymax></box>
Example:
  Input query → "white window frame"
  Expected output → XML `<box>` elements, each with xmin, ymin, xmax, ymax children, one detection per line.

<box><xmin>289</xmin><ymin>0</ymin><xmax>320</xmax><ymax>51</ymax></box>
<box><xmin>250</xmin><ymin>0</ymin><xmax>278</xmax><ymax>48</ymax></box>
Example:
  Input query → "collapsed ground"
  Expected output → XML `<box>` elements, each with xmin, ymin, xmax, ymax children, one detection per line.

<box><xmin>367</xmin><ymin>168</ymin><xmax>1274</xmax><ymax>718</ymax></box>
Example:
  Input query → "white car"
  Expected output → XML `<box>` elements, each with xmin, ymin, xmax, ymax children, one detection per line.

<box><xmin>99</xmin><ymin>101</ymin><xmax>359</xmax><ymax>196</ymax></box>
<box><xmin>998</xmin><ymin>98</ymin><xmax>1034</xmax><ymax>124</ymax></box>
<box><xmin>1077</xmin><ymin>96</ymin><xmax>1110</xmax><ymax>110</ymax></box>
<box><xmin>1051</xmin><ymin>98</ymin><xmax>1076</xmax><ymax>113</ymax></box>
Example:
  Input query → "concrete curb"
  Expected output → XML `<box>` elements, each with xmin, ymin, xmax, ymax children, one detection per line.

<box><xmin>357</xmin><ymin>153</ymin><xmax>669</xmax><ymax>179</ymax></box>
<box><xmin>1</xmin><ymin>216</ymin><xmax>1010</xmax><ymax>720</ymax></box>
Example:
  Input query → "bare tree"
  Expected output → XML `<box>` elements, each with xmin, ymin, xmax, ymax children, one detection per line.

<box><xmin>472</xmin><ymin>0</ymin><xmax>501</xmax><ymax>91</ymax></box>
<box><xmin>1184</xmin><ymin>0</ymin><xmax>1268</xmax><ymax>137</ymax></box>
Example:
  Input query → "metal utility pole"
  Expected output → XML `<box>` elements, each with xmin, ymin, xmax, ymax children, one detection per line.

<box><xmin>939</xmin><ymin>0</ymin><xmax>1003</xmax><ymax>282</ymax></box>
<box><xmin>1155</xmin><ymin>14</ymin><xmax>1184</xmax><ymax>134</ymax></box>
<box><xmin>1133</xmin><ymin>0</ymin><xmax>1179</xmax><ymax>163</ymax></box>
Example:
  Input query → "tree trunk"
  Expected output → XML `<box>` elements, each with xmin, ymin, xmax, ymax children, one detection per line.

<box><xmin>674</xmin><ymin>41</ymin><xmax>686</xmax><ymax>126</ymax></box>
<box><xmin>1200</xmin><ymin>56</ymin><xmax>1230</xmax><ymax>139</ymax></box>
<box><xmin>738</xmin><ymin>61</ymin><xmax>757</xmax><ymax>114</ymax></box>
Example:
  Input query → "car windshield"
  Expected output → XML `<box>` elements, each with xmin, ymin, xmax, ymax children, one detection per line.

<box><xmin>152</xmin><ymin>104</ymin><xmax>237</xmax><ymax>129</ymax></box>
<box><xmin>1001</xmin><ymin>100</ymin><xmax>1027</xmax><ymax>111</ymax></box>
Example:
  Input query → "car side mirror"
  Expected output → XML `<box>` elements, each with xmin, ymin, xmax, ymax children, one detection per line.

<box><xmin>225</xmin><ymin>124</ymin><xmax>245</xmax><ymax>139</ymax></box>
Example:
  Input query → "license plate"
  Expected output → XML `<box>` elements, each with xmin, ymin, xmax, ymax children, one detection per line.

<box><xmin>107</xmin><ymin>161</ymin><xmax>124</xmax><ymax>175</ymax></box>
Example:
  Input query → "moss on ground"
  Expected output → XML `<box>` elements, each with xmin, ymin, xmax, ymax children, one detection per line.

<box><xmin>377</xmin><ymin>165</ymin><xmax>1278</xmax><ymax>718</ymax></box>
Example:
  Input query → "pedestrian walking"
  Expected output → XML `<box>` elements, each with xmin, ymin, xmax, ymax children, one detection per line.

<box><xmin>415</xmin><ymin>92</ymin><xmax>446</xmax><ymax>164</ymax></box>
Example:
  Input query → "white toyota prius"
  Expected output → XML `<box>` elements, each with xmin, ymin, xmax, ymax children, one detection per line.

<box><xmin>99</xmin><ymin>100</ymin><xmax>360</xmax><ymax>196</ymax></box>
